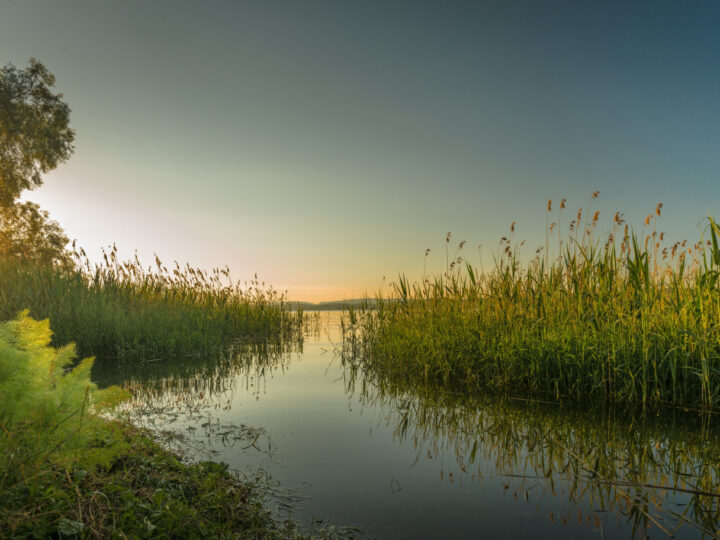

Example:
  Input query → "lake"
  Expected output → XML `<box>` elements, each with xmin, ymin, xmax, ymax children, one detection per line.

<box><xmin>94</xmin><ymin>312</ymin><xmax>720</xmax><ymax>539</ymax></box>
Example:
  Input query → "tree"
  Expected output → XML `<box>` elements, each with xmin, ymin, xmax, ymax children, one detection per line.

<box><xmin>0</xmin><ymin>59</ymin><xmax>75</xmax><ymax>206</ymax></box>
<box><xmin>0</xmin><ymin>201</ymin><xmax>70</xmax><ymax>267</ymax></box>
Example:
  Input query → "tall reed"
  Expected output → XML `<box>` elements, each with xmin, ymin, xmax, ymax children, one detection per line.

<box><xmin>0</xmin><ymin>244</ymin><xmax>302</xmax><ymax>360</ymax></box>
<box><xmin>345</xmin><ymin>199</ymin><xmax>720</xmax><ymax>410</ymax></box>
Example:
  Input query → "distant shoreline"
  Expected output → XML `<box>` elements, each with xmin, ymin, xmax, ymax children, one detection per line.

<box><xmin>283</xmin><ymin>298</ymin><xmax>391</xmax><ymax>311</ymax></box>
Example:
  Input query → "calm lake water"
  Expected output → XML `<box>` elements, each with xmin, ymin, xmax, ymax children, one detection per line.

<box><xmin>94</xmin><ymin>312</ymin><xmax>720</xmax><ymax>539</ymax></box>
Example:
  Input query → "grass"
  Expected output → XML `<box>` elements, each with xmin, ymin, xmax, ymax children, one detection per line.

<box><xmin>0</xmin><ymin>244</ymin><xmax>303</xmax><ymax>360</ymax></box>
<box><xmin>343</xmin><ymin>196</ymin><xmax>720</xmax><ymax>410</ymax></box>
<box><xmin>2</xmin><ymin>424</ymin><xmax>305</xmax><ymax>539</ymax></box>
<box><xmin>0</xmin><ymin>311</ymin><xmax>307</xmax><ymax>539</ymax></box>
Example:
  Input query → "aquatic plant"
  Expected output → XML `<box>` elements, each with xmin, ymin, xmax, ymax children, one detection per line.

<box><xmin>344</xmin><ymin>196</ymin><xmax>720</xmax><ymax>410</ymax></box>
<box><xmin>0</xmin><ymin>244</ymin><xmax>303</xmax><ymax>360</ymax></box>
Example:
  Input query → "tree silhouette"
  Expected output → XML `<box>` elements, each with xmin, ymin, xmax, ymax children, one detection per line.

<box><xmin>0</xmin><ymin>59</ymin><xmax>75</xmax><ymax>265</ymax></box>
<box><xmin>0</xmin><ymin>58</ymin><xmax>75</xmax><ymax>205</ymax></box>
<box><xmin>0</xmin><ymin>201</ymin><xmax>70</xmax><ymax>266</ymax></box>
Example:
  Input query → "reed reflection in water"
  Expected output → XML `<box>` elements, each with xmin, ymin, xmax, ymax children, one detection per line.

<box><xmin>95</xmin><ymin>339</ymin><xmax>301</xmax><ymax>459</ymax></box>
<box><xmin>342</xmin><ymin>359</ymin><xmax>720</xmax><ymax>538</ymax></box>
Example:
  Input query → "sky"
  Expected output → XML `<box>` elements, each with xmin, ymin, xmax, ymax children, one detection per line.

<box><xmin>2</xmin><ymin>0</ymin><xmax>719</xmax><ymax>301</ymax></box>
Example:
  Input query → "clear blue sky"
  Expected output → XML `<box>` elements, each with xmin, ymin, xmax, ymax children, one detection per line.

<box><xmin>2</xmin><ymin>0</ymin><xmax>719</xmax><ymax>300</ymax></box>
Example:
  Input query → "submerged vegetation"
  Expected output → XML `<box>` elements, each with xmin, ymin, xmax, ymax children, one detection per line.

<box><xmin>0</xmin><ymin>244</ymin><xmax>303</xmax><ymax>360</ymax></box>
<box><xmin>345</xmin><ymin>195</ymin><xmax>720</xmax><ymax>410</ymax></box>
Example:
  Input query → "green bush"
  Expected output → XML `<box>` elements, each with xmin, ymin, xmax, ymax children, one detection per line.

<box><xmin>0</xmin><ymin>311</ymin><xmax>127</xmax><ymax>488</ymax></box>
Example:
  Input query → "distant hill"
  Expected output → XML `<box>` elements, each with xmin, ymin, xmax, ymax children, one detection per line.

<box><xmin>282</xmin><ymin>298</ymin><xmax>389</xmax><ymax>311</ymax></box>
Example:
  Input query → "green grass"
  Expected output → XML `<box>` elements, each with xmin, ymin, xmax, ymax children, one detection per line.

<box><xmin>344</xmin><ymin>198</ymin><xmax>720</xmax><ymax>410</ymax></box>
<box><xmin>0</xmin><ymin>245</ymin><xmax>302</xmax><ymax>360</ymax></box>
<box><xmin>2</xmin><ymin>424</ymin><xmax>306</xmax><ymax>539</ymax></box>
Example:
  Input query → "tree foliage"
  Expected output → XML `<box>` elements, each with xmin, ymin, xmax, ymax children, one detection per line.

<box><xmin>0</xmin><ymin>201</ymin><xmax>70</xmax><ymax>266</ymax></box>
<box><xmin>0</xmin><ymin>59</ymin><xmax>74</xmax><ymax>266</ymax></box>
<box><xmin>0</xmin><ymin>58</ymin><xmax>75</xmax><ymax>205</ymax></box>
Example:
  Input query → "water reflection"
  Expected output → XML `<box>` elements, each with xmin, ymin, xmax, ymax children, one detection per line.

<box><xmin>343</xmin><ymin>361</ymin><xmax>720</xmax><ymax>538</ymax></box>
<box><xmin>94</xmin><ymin>340</ymin><xmax>299</xmax><ymax>459</ymax></box>
<box><xmin>93</xmin><ymin>313</ymin><xmax>720</xmax><ymax>539</ymax></box>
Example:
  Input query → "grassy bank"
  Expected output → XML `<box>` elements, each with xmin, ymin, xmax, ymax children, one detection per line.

<box><xmin>0</xmin><ymin>312</ymin><xmax>301</xmax><ymax>538</ymax></box>
<box><xmin>344</xmin><ymin>199</ymin><xmax>720</xmax><ymax>410</ymax></box>
<box><xmin>2</xmin><ymin>425</ymin><xmax>303</xmax><ymax>539</ymax></box>
<box><xmin>0</xmin><ymin>245</ymin><xmax>302</xmax><ymax>360</ymax></box>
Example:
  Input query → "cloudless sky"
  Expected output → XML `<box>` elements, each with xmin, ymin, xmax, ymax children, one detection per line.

<box><xmin>2</xmin><ymin>0</ymin><xmax>719</xmax><ymax>301</ymax></box>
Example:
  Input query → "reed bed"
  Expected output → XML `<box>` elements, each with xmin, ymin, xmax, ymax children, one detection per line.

<box><xmin>0</xmin><ymin>244</ymin><xmax>302</xmax><ymax>360</ymax></box>
<box><xmin>345</xmin><ymin>196</ymin><xmax>720</xmax><ymax>410</ymax></box>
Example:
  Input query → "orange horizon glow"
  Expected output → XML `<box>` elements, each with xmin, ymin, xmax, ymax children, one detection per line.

<box><xmin>279</xmin><ymin>285</ymin><xmax>388</xmax><ymax>304</ymax></box>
